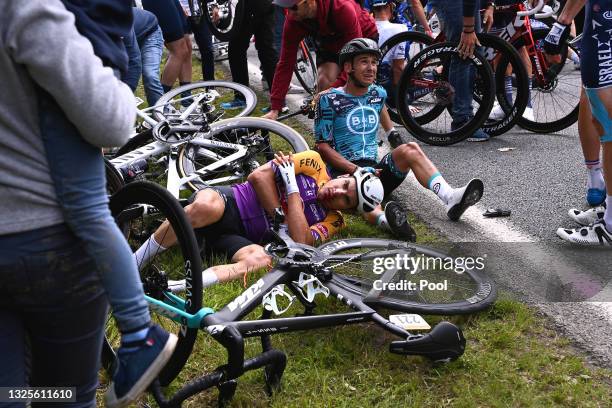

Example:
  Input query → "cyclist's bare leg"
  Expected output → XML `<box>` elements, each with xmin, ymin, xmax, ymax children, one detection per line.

<box><xmin>161</xmin><ymin>37</ymin><xmax>191</xmax><ymax>88</ymax></box>
<box><xmin>317</xmin><ymin>62</ymin><xmax>340</xmax><ymax>91</ymax></box>
<box><xmin>391</xmin><ymin>142</ymin><xmax>438</xmax><ymax>188</ymax></box>
<box><xmin>210</xmin><ymin>244</ymin><xmax>272</xmax><ymax>283</ymax></box>
<box><xmin>179</xmin><ymin>34</ymin><xmax>193</xmax><ymax>84</ymax></box>
<box><xmin>153</xmin><ymin>189</ymin><xmax>225</xmax><ymax>248</ymax></box>
<box><xmin>579</xmin><ymin>89</ymin><xmax>601</xmax><ymax>163</ymax></box>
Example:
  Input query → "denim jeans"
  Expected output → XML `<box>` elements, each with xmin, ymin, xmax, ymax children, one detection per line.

<box><xmin>429</xmin><ymin>0</ymin><xmax>481</xmax><ymax>126</ymax></box>
<box><xmin>0</xmin><ymin>224</ymin><xmax>108</xmax><ymax>408</ymax></box>
<box><xmin>38</xmin><ymin>88</ymin><xmax>150</xmax><ymax>334</ymax></box>
<box><xmin>191</xmin><ymin>18</ymin><xmax>215</xmax><ymax>81</ymax></box>
<box><xmin>139</xmin><ymin>26</ymin><xmax>164</xmax><ymax>105</ymax></box>
<box><xmin>124</xmin><ymin>28</ymin><xmax>142</xmax><ymax>92</ymax></box>
<box><xmin>273</xmin><ymin>5</ymin><xmax>285</xmax><ymax>54</ymax></box>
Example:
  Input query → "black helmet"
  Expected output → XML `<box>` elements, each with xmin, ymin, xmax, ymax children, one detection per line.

<box><xmin>338</xmin><ymin>38</ymin><xmax>381</xmax><ymax>67</ymax></box>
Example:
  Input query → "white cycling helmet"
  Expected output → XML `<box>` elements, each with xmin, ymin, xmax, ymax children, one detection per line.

<box><xmin>353</xmin><ymin>168</ymin><xmax>384</xmax><ymax>213</ymax></box>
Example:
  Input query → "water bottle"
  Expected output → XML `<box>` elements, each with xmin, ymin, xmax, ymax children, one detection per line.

<box><xmin>120</xmin><ymin>159</ymin><xmax>148</xmax><ymax>181</ymax></box>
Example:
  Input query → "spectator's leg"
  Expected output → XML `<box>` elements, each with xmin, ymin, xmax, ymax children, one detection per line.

<box><xmin>139</xmin><ymin>27</ymin><xmax>165</xmax><ymax>105</ymax></box>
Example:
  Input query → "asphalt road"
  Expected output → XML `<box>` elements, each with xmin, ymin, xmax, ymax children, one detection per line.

<box><xmin>239</xmin><ymin>47</ymin><xmax>612</xmax><ymax>368</ymax></box>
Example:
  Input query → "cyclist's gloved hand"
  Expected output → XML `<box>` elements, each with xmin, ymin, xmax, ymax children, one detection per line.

<box><xmin>359</xmin><ymin>166</ymin><xmax>377</xmax><ymax>175</ymax></box>
<box><xmin>274</xmin><ymin>152</ymin><xmax>299</xmax><ymax>195</ymax></box>
<box><xmin>544</xmin><ymin>22</ymin><xmax>570</xmax><ymax>55</ymax></box>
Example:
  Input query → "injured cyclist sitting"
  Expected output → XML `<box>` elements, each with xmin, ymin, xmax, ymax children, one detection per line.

<box><xmin>133</xmin><ymin>150</ymin><xmax>384</xmax><ymax>287</ymax></box>
<box><xmin>314</xmin><ymin>38</ymin><xmax>485</xmax><ymax>242</ymax></box>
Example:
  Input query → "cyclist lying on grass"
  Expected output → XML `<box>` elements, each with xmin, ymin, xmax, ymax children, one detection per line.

<box><xmin>314</xmin><ymin>38</ymin><xmax>485</xmax><ymax>241</ymax></box>
<box><xmin>134</xmin><ymin>150</ymin><xmax>384</xmax><ymax>286</ymax></box>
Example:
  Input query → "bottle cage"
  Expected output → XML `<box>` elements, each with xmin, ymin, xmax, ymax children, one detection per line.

<box><xmin>291</xmin><ymin>272</ymin><xmax>330</xmax><ymax>303</ymax></box>
<box><xmin>262</xmin><ymin>284</ymin><xmax>296</xmax><ymax>316</ymax></box>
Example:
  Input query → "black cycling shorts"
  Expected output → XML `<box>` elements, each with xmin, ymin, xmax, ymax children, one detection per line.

<box><xmin>328</xmin><ymin>153</ymin><xmax>407</xmax><ymax>198</ymax></box>
<box><xmin>190</xmin><ymin>186</ymin><xmax>253</xmax><ymax>260</ymax></box>
<box><xmin>143</xmin><ymin>0</ymin><xmax>190</xmax><ymax>43</ymax></box>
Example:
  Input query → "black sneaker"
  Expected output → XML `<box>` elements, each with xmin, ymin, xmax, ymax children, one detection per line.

<box><xmin>387</xmin><ymin>130</ymin><xmax>407</xmax><ymax>149</ymax></box>
<box><xmin>384</xmin><ymin>201</ymin><xmax>417</xmax><ymax>242</ymax></box>
<box><xmin>105</xmin><ymin>325</ymin><xmax>177</xmax><ymax>408</ymax></box>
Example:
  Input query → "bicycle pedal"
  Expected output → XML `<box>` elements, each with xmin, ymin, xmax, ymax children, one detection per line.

<box><xmin>291</xmin><ymin>273</ymin><xmax>330</xmax><ymax>303</ymax></box>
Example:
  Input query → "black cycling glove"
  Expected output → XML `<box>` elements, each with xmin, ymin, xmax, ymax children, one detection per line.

<box><xmin>544</xmin><ymin>22</ymin><xmax>571</xmax><ymax>55</ymax></box>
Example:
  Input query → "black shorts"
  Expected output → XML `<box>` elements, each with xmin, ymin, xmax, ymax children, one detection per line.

<box><xmin>315</xmin><ymin>48</ymin><xmax>339</xmax><ymax>67</ymax></box>
<box><xmin>190</xmin><ymin>186</ymin><xmax>253</xmax><ymax>260</ymax></box>
<box><xmin>143</xmin><ymin>0</ymin><xmax>190</xmax><ymax>43</ymax></box>
<box><xmin>328</xmin><ymin>153</ymin><xmax>407</xmax><ymax>198</ymax></box>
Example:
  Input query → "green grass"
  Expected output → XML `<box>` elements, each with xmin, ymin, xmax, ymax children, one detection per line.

<box><xmin>97</xmin><ymin>58</ymin><xmax>612</xmax><ymax>407</ymax></box>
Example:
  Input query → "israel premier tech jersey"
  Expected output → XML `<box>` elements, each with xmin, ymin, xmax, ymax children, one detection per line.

<box><xmin>315</xmin><ymin>85</ymin><xmax>387</xmax><ymax>163</ymax></box>
<box><xmin>231</xmin><ymin>151</ymin><xmax>345</xmax><ymax>245</ymax></box>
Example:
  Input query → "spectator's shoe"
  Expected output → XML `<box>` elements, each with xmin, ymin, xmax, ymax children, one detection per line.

<box><xmin>522</xmin><ymin>106</ymin><xmax>535</xmax><ymax>122</ymax></box>
<box><xmin>384</xmin><ymin>201</ymin><xmax>417</xmax><ymax>242</ymax></box>
<box><xmin>556</xmin><ymin>219</ymin><xmax>612</xmax><ymax>246</ymax></box>
<box><xmin>466</xmin><ymin>129</ymin><xmax>490</xmax><ymax>142</ymax></box>
<box><xmin>488</xmin><ymin>101</ymin><xmax>505</xmax><ymax>120</ymax></box>
<box><xmin>587</xmin><ymin>187</ymin><xmax>606</xmax><ymax>206</ymax></box>
<box><xmin>568</xmin><ymin>203</ymin><xmax>606</xmax><ymax>226</ymax></box>
<box><xmin>220</xmin><ymin>99</ymin><xmax>247</xmax><ymax>110</ymax></box>
<box><xmin>446</xmin><ymin>179</ymin><xmax>484</xmax><ymax>221</ymax></box>
<box><xmin>261</xmin><ymin>105</ymin><xmax>289</xmax><ymax>114</ymax></box>
<box><xmin>387</xmin><ymin>130</ymin><xmax>407</xmax><ymax>149</ymax></box>
<box><xmin>105</xmin><ymin>325</ymin><xmax>178</xmax><ymax>408</ymax></box>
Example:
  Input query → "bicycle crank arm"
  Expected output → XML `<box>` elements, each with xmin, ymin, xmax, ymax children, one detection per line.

<box><xmin>388</xmin><ymin>321</ymin><xmax>466</xmax><ymax>362</ymax></box>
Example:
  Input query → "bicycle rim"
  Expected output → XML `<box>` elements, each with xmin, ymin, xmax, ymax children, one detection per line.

<box><xmin>515</xmin><ymin>28</ymin><xmax>580</xmax><ymax>133</ymax></box>
<box><xmin>319</xmin><ymin>238</ymin><xmax>497</xmax><ymax>315</ymax></box>
<box><xmin>153</xmin><ymin>81</ymin><xmax>257</xmax><ymax>123</ymax></box>
<box><xmin>103</xmin><ymin>181</ymin><xmax>203</xmax><ymax>386</ymax></box>
<box><xmin>397</xmin><ymin>42</ymin><xmax>495</xmax><ymax>146</ymax></box>
<box><xmin>176</xmin><ymin>117</ymin><xmax>309</xmax><ymax>191</ymax></box>
<box><xmin>294</xmin><ymin>42</ymin><xmax>317</xmax><ymax>95</ymax></box>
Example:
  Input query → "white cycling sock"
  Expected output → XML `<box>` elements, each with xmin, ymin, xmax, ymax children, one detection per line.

<box><xmin>586</xmin><ymin>162</ymin><xmax>605</xmax><ymax>191</ymax></box>
<box><xmin>605</xmin><ymin>196</ymin><xmax>612</xmax><ymax>233</ymax></box>
<box><xmin>134</xmin><ymin>234</ymin><xmax>167</xmax><ymax>269</ymax></box>
<box><xmin>201</xmin><ymin>268</ymin><xmax>219</xmax><ymax>288</ymax></box>
<box><xmin>427</xmin><ymin>172</ymin><xmax>453</xmax><ymax>205</ymax></box>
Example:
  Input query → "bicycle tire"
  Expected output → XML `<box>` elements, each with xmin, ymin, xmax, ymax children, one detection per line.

<box><xmin>176</xmin><ymin>117</ymin><xmax>310</xmax><ymax>191</ymax></box>
<box><xmin>319</xmin><ymin>238</ymin><xmax>497</xmax><ymax>315</ymax></box>
<box><xmin>478</xmin><ymin>33</ymin><xmax>529</xmax><ymax>137</ymax></box>
<box><xmin>102</xmin><ymin>181</ymin><xmax>204</xmax><ymax>386</ymax></box>
<box><xmin>377</xmin><ymin>30</ymin><xmax>433</xmax><ymax>125</ymax></box>
<box><xmin>104</xmin><ymin>157</ymin><xmax>125</xmax><ymax>194</ymax></box>
<box><xmin>153</xmin><ymin>80</ymin><xmax>257</xmax><ymax>123</ymax></box>
<box><xmin>294</xmin><ymin>41</ymin><xmax>317</xmax><ymax>95</ymax></box>
<box><xmin>113</xmin><ymin>128</ymin><xmax>153</xmax><ymax>158</ymax></box>
<box><xmin>204</xmin><ymin>0</ymin><xmax>244</xmax><ymax>41</ymax></box>
<box><xmin>397</xmin><ymin>42</ymin><xmax>495</xmax><ymax>146</ymax></box>
<box><xmin>514</xmin><ymin>28</ymin><xmax>579</xmax><ymax>133</ymax></box>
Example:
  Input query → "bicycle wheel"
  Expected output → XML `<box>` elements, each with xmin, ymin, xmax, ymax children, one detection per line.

<box><xmin>153</xmin><ymin>81</ymin><xmax>257</xmax><ymax>123</ymax></box>
<box><xmin>176</xmin><ymin>117</ymin><xmax>310</xmax><ymax>191</ymax></box>
<box><xmin>102</xmin><ymin>181</ymin><xmax>204</xmax><ymax>386</ymax></box>
<box><xmin>397</xmin><ymin>42</ymin><xmax>495</xmax><ymax>146</ymax></box>
<box><xmin>478</xmin><ymin>33</ymin><xmax>529</xmax><ymax>137</ymax></box>
<box><xmin>213</xmin><ymin>38</ymin><xmax>229</xmax><ymax>62</ymax></box>
<box><xmin>105</xmin><ymin>157</ymin><xmax>125</xmax><ymax>195</ymax></box>
<box><xmin>377</xmin><ymin>31</ymin><xmax>433</xmax><ymax>125</ymax></box>
<box><xmin>319</xmin><ymin>238</ymin><xmax>497</xmax><ymax>315</ymax></box>
<box><xmin>294</xmin><ymin>41</ymin><xmax>317</xmax><ymax>95</ymax></box>
<box><xmin>204</xmin><ymin>0</ymin><xmax>244</xmax><ymax>41</ymax></box>
<box><xmin>514</xmin><ymin>28</ymin><xmax>580</xmax><ymax>133</ymax></box>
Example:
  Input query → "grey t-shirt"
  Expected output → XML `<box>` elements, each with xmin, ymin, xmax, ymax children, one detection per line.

<box><xmin>0</xmin><ymin>0</ymin><xmax>135</xmax><ymax>235</ymax></box>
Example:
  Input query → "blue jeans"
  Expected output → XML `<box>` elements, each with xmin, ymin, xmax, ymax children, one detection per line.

<box><xmin>38</xmin><ymin>88</ymin><xmax>150</xmax><ymax>334</ymax></box>
<box><xmin>273</xmin><ymin>5</ymin><xmax>285</xmax><ymax>53</ymax></box>
<box><xmin>140</xmin><ymin>26</ymin><xmax>164</xmax><ymax>105</ymax></box>
<box><xmin>124</xmin><ymin>28</ymin><xmax>142</xmax><ymax>92</ymax></box>
<box><xmin>0</xmin><ymin>224</ymin><xmax>108</xmax><ymax>408</ymax></box>
<box><xmin>429</xmin><ymin>0</ymin><xmax>481</xmax><ymax>126</ymax></box>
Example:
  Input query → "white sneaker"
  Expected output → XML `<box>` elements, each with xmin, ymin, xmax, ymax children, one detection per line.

<box><xmin>488</xmin><ymin>101</ymin><xmax>505</xmax><ymax>120</ymax></box>
<box><xmin>446</xmin><ymin>179</ymin><xmax>484</xmax><ymax>221</ymax></box>
<box><xmin>568</xmin><ymin>204</ymin><xmax>606</xmax><ymax>226</ymax></box>
<box><xmin>522</xmin><ymin>106</ymin><xmax>535</xmax><ymax>122</ymax></box>
<box><xmin>556</xmin><ymin>219</ymin><xmax>612</xmax><ymax>246</ymax></box>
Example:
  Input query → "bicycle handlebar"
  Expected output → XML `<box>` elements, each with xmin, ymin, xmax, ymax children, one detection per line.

<box><xmin>535</xmin><ymin>4</ymin><xmax>556</xmax><ymax>19</ymax></box>
<box><xmin>517</xmin><ymin>0</ymin><xmax>544</xmax><ymax>17</ymax></box>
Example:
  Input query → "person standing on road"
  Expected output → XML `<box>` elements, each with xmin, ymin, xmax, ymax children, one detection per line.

<box><xmin>219</xmin><ymin>0</ymin><xmax>279</xmax><ymax>110</ymax></box>
<box><xmin>314</xmin><ymin>38</ymin><xmax>485</xmax><ymax>241</ymax></box>
<box><xmin>547</xmin><ymin>0</ymin><xmax>612</xmax><ymax>245</ymax></box>
<box><xmin>262</xmin><ymin>0</ymin><xmax>378</xmax><ymax>120</ymax></box>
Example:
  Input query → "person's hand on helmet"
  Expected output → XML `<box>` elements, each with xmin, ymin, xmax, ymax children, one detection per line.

<box><xmin>274</xmin><ymin>151</ymin><xmax>299</xmax><ymax>196</ymax></box>
<box><xmin>358</xmin><ymin>166</ymin><xmax>381</xmax><ymax>177</ymax></box>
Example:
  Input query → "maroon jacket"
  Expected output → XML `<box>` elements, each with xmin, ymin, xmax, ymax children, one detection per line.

<box><xmin>270</xmin><ymin>0</ymin><xmax>377</xmax><ymax>110</ymax></box>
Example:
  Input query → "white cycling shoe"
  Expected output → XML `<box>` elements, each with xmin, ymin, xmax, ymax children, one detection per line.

<box><xmin>446</xmin><ymin>179</ymin><xmax>484</xmax><ymax>221</ymax></box>
<box><xmin>568</xmin><ymin>203</ymin><xmax>606</xmax><ymax>226</ymax></box>
<box><xmin>556</xmin><ymin>219</ymin><xmax>612</xmax><ymax>246</ymax></box>
<box><xmin>522</xmin><ymin>107</ymin><xmax>535</xmax><ymax>122</ymax></box>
